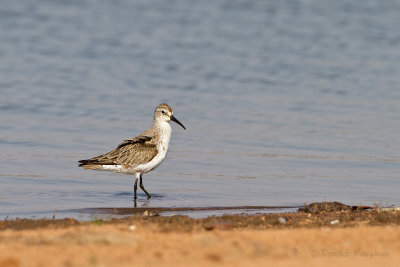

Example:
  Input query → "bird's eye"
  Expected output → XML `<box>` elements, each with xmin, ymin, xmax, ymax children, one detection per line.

<box><xmin>161</xmin><ymin>110</ymin><xmax>166</xmax><ymax>114</ymax></box>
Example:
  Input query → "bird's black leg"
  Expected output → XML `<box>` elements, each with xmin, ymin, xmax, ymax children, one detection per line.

<box><xmin>139</xmin><ymin>173</ymin><xmax>151</xmax><ymax>199</ymax></box>
<box><xmin>134</xmin><ymin>177</ymin><xmax>138</xmax><ymax>200</ymax></box>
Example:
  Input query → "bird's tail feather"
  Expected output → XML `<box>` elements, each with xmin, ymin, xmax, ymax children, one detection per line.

<box><xmin>78</xmin><ymin>159</ymin><xmax>115</xmax><ymax>168</ymax></box>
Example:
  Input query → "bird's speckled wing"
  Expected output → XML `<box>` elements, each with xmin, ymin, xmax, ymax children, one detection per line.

<box><xmin>79</xmin><ymin>135</ymin><xmax>158</xmax><ymax>168</ymax></box>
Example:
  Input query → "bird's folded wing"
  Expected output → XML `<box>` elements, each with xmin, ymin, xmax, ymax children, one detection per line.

<box><xmin>80</xmin><ymin>135</ymin><xmax>157</xmax><ymax>167</ymax></box>
<box><xmin>116</xmin><ymin>142</ymin><xmax>158</xmax><ymax>166</ymax></box>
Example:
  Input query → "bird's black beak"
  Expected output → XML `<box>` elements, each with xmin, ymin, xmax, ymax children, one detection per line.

<box><xmin>170</xmin><ymin>115</ymin><xmax>186</xmax><ymax>130</ymax></box>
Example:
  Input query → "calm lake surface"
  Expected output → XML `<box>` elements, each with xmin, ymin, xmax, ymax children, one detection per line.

<box><xmin>1</xmin><ymin>0</ymin><xmax>399</xmax><ymax>219</ymax></box>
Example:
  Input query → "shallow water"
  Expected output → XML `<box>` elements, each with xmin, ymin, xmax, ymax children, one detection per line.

<box><xmin>1</xmin><ymin>0</ymin><xmax>399</xmax><ymax>220</ymax></box>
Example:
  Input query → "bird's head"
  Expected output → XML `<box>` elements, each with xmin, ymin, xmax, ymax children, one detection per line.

<box><xmin>154</xmin><ymin>103</ymin><xmax>186</xmax><ymax>130</ymax></box>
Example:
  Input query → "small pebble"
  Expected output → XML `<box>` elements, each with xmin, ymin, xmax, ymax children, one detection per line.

<box><xmin>330</xmin><ymin>219</ymin><xmax>340</xmax><ymax>225</ymax></box>
<box><xmin>277</xmin><ymin>217</ymin><xmax>287</xmax><ymax>224</ymax></box>
<box><xmin>128</xmin><ymin>225</ymin><xmax>136</xmax><ymax>231</ymax></box>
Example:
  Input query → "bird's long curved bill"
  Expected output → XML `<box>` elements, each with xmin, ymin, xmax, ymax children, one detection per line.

<box><xmin>171</xmin><ymin>115</ymin><xmax>186</xmax><ymax>130</ymax></box>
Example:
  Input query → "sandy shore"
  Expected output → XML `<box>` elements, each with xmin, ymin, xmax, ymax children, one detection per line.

<box><xmin>0</xmin><ymin>205</ymin><xmax>399</xmax><ymax>267</ymax></box>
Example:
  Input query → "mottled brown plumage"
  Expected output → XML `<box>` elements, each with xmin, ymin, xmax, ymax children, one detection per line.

<box><xmin>78</xmin><ymin>135</ymin><xmax>157</xmax><ymax>169</ymax></box>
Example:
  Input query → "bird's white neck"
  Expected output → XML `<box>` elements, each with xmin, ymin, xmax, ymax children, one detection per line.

<box><xmin>153</xmin><ymin>120</ymin><xmax>172</xmax><ymax>148</ymax></box>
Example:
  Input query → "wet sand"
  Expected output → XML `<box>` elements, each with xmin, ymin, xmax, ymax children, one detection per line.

<box><xmin>0</xmin><ymin>203</ymin><xmax>399</xmax><ymax>267</ymax></box>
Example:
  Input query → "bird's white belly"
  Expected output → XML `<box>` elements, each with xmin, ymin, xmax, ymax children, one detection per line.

<box><xmin>134</xmin><ymin>145</ymin><xmax>168</xmax><ymax>173</ymax></box>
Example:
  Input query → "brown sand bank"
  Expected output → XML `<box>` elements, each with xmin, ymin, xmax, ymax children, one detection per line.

<box><xmin>0</xmin><ymin>203</ymin><xmax>399</xmax><ymax>267</ymax></box>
